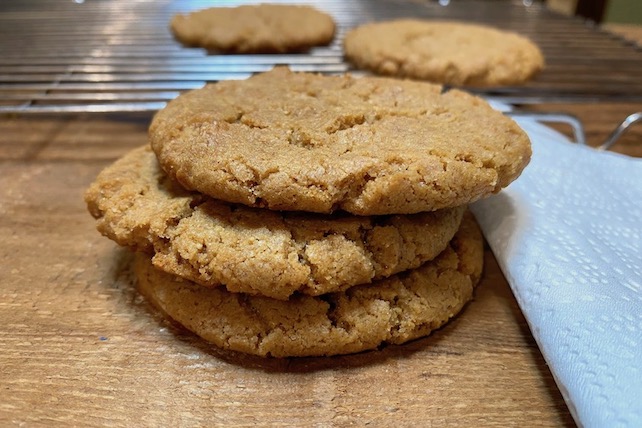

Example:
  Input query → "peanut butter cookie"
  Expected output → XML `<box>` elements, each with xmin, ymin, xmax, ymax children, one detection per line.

<box><xmin>134</xmin><ymin>212</ymin><xmax>484</xmax><ymax>357</ymax></box>
<box><xmin>171</xmin><ymin>4</ymin><xmax>335</xmax><ymax>53</ymax></box>
<box><xmin>86</xmin><ymin>146</ymin><xmax>466</xmax><ymax>300</ymax></box>
<box><xmin>344</xmin><ymin>20</ymin><xmax>544</xmax><ymax>87</ymax></box>
<box><xmin>150</xmin><ymin>68</ymin><xmax>531</xmax><ymax>215</ymax></box>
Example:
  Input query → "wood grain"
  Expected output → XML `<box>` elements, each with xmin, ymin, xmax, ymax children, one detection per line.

<box><xmin>0</xmin><ymin>112</ymin><xmax>583</xmax><ymax>427</ymax></box>
<box><xmin>2</xmin><ymin>27</ymin><xmax>640</xmax><ymax>421</ymax></box>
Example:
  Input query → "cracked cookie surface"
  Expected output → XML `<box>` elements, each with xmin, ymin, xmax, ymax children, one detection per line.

<box><xmin>344</xmin><ymin>20</ymin><xmax>544</xmax><ymax>87</ymax></box>
<box><xmin>134</xmin><ymin>212</ymin><xmax>484</xmax><ymax>357</ymax></box>
<box><xmin>150</xmin><ymin>67</ymin><xmax>531</xmax><ymax>215</ymax></box>
<box><xmin>85</xmin><ymin>146</ymin><xmax>466</xmax><ymax>300</ymax></box>
<box><xmin>170</xmin><ymin>4</ymin><xmax>335</xmax><ymax>53</ymax></box>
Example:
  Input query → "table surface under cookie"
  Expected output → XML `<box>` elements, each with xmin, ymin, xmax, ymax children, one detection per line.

<box><xmin>2</xmin><ymin>1</ymin><xmax>642</xmax><ymax>426</ymax></box>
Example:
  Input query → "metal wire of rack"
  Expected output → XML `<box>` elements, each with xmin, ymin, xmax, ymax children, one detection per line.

<box><xmin>2</xmin><ymin>0</ymin><xmax>642</xmax><ymax>115</ymax></box>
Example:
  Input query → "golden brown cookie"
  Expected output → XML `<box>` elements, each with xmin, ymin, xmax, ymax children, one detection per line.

<box><xmin>170</xmin><ymin>4</ymin><xmax>335</xmax><ymax>53</ymax></box>
<box><xmin>150</xmin><ymin>67</ymin><xmax>531</xmax><ymax>215</ymax></box>
<box><xmin>134</xmin><ymin>212</ymin><xmax>484</xmax><ymax>357</ymax></box>
<box><xmin>85</xmin><ymin>146</ymin><xmax>466</xmax><ymax>300</ymax></box>
<box><xmin>344</xmin><ymin>20</ymin><xmax>544</xmax><ymax>87</ymax></box>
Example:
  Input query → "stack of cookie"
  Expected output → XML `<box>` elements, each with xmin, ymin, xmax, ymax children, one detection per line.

<box><xmin>85</xmin><ymin>68</ymin><xmax>531</xmax><ymax>357</ymax></box>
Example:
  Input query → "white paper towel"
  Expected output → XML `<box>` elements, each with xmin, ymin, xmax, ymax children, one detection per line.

<box><xmin>471</xmin><ymin>116</ymin><xmax>642</xmax><ymax>428</ymax></box>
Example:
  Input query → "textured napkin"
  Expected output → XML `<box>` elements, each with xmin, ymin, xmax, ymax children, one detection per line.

<box><xmin>471</xmin><ymin>115</ymin><xmax>642</xmax><ymax>428</ymax></box>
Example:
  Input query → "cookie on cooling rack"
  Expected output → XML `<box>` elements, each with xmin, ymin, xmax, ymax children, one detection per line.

<box><xmin>150</xmin><ymin>67</ymin><xmax>531</xmax><ymax>215</ymax></box>
<box><xmin>85</xmin><ymin>146</ymin><xmax>467</xmax><ymax>300</ymax></box>
<box><xmin>344</xmin><ymin>20</ymin><xmax>544</xmax><ymax>87</ymax></box>
<box><xmin>134</xmin><ymin>212</ymin><xmax>484</xmax><ymax>358</ymax></box>
<box><xmin>170</xmin><ymin>4</ymin><xmax>335</xmax><ymax>53</ymax></box>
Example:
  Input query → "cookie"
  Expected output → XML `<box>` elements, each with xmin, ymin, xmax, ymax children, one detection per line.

<box><xmin>170</xmin><ymin>4</ymin><xmax>335</xmax><ymax>53</ymax></box>
<box><xmin>344</xmin><ymin>20</ymin><xmax>544</xmax><ymax>87</ymax></box>
<box><xmin>150</xmin><ymin>67</ymin><xmax>531</xmax><ymax>215</ymax></box>
<box><xmin>134</xmin><ymin>212</ymin><xmax>484</xmax><ymax>357</ymax></box>
<box><xmin>86</xmin><ymin>146</ymin><xmax>466</xmax><ymax>300</ymax></box>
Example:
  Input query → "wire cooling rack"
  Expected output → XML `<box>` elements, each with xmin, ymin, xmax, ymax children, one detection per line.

<box><xmin>1</xmin><ymin>0</ymin><xmax>642</xmax><ymax>115</ymax></box>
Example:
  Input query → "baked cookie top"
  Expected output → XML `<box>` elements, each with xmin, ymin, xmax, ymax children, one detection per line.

<box><xmin>85</xmin><ymin>146</ymin><xmax>466</xmax><ymax>300</ymax></box>
<box><xmin>170</xmin><ymin>4</ymin><xmax>335</xmax><ymax>53</ymax></box>
<box><xmin>134</xmin><ymin>212</ymin><xmax>484</xmax><ymax>357</ymax></box>
<box><xmin>344</xmin><ymin>20</ymin><xmax>544</xmax><ymax>87</ymax></box>
<box><xmin>150</xmin><ymin>68</ymin><xmax>531</xmax><ymax>215</ymax></box>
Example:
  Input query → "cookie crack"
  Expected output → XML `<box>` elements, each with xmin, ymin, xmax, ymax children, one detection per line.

<box><xmin>334</xmin><ymin>170</ymin><xmax>378</xmax><ymax>212</ymax></box>
<box><xmin>150</xmin><ymin>200</ymin><xmax>212</xmax><ymax>269</ymax></box>
<box><xmin>325</xmin><ymin>113</ymin><xmax>366</xmax><ymax>135</ymax></box>
<box><xmin>234</xmin><ymin>294</ymin><xmax>273</xmax><ymax>352</ymax></box>
<box><xmin>356</xmin><ymin>222</ymin><xmax>379</xmax><ymax>266</ymax></box>
<box><xmin>226</xmin><ymin>111</ymin><xmax>269</xmax><ymax>130</ymax></box>
<box><xmin>294</xmin><ymin>244</ymin><xmax>317</xmax><ymax>294</ymax></box>
<box><xmin>287</xmin><ymin>127</ymin><xmax>315</xmax><ymax>148</ymax></box>
<box><xmin>387</xmin><ymin>294</ymin><xmax>404</xmax><ymax>337</ymax></box>
<box><xmin>319</xmin><ymin>294</ymin><xmax>350</xmax><ymax>332</ymax></box>
<box><xmin>216</xmin><ymin>158</ymin><xmax>267</xmax><ymax>202</ymax></box>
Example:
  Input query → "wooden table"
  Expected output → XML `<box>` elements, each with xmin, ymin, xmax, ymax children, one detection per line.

<box><xmin>1</xmin><ymin>31</ymin><xmax>641</xmax><ymax>428</ymax></box>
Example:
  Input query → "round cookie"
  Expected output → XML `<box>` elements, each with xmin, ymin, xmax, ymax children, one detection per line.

<box><xmin>150</xmin><ymin>67</ymin><xmax>532</xmax><ymax>215</ymax></box>
<box><xmin>170</xmin><ymin>4</ymin><xmax>335</xmax><ymax>53</ymax></box>
<box><xmin>344</xmin><ymin>20</ymin><xmax>544</xmax><ymax>87</ymax></box>
<box><xmin>85</xmin><ymin>146</ymin><xmax>466</xmax><ymax>300</ymax></box>
<box><xmin>134</xmin><ymin>212</ymin><xmax>484</xmax><ymax>358</ymax></box>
